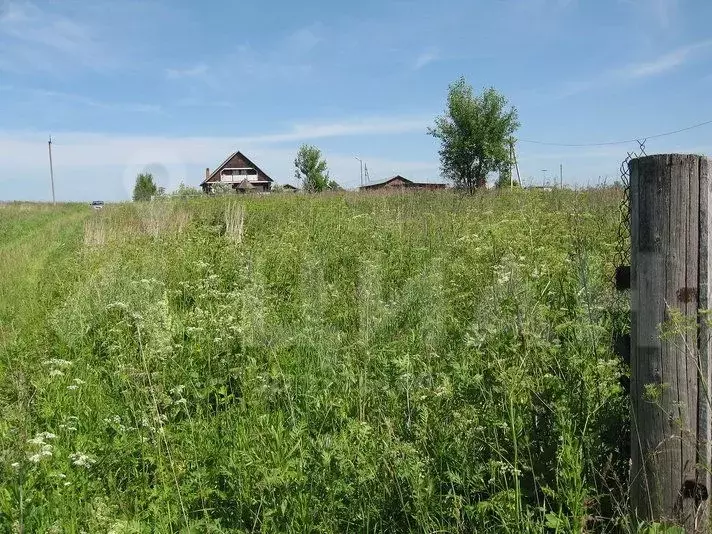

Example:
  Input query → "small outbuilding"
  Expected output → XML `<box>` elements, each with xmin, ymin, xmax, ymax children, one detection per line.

<box><xmin>359</xmin><ymin>175</ymin><xmax>447</xmax><ymax>192</ymax></box>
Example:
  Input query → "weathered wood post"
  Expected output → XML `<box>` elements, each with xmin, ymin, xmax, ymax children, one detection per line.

<box><xmin>630</xmin><ymin>154</ymin><xmax>712</xmax><ymax>531</ymax></box>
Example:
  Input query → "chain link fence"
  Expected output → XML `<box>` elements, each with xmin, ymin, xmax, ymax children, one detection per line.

<box><xmin>614</xmin><ymin>140</ymin><xmax>647</xmax><ymax>291</ymax></box>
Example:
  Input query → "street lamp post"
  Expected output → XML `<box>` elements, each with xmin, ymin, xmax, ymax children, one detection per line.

<box><xmin>354</xmin><ymin>156</ymin><xmax>363</xmax><ymax>187</ymax></box>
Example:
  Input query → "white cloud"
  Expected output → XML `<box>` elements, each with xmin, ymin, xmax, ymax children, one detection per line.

<box><xmin>622</xmin><ymin>0</ymin><xmax>679</xmax><ymax>29</ymax></box>
<box><xmin>414</xmin><ymin>50</ymin><xmax>439</xmax><ymax>70</ymax></box>
<box><xmin>0</xmin><ymin>116</ymin><xmax>430</xmax><ymax>167</ymax></box>
<box><xmin>626</xmin><ymin>40</ymin><xmax>712</xmax><ymax>78</ymax></box>
<box><xmin>165</xmin><ymin>64</ymin><xmax>209</xmax><ymax>80</ymax></box>
<box><xmin>1</xmin><ymin>85</ymin><xmax>162</xmax><ymax>113</ymax></box>
<box><xmin>283</xmin><ymin>27</ymin><xmax>322</xmax><ymax>55</ymax></box>
<box><xmin>0</xmin><ymin>1</ymin><xmax>113</xmax><ymax>73</ymax></box>
<box><xmin>558</xmin><ymin>39</ymin><xmax>712</xmax><ymax>97</ymax></box>
<box><xmin>249</xmin><ymin>116</ymin><xmax>430</xmax><ymax>144</ymax></box>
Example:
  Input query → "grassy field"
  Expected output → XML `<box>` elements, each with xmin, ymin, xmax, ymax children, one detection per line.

<box><xmin>0</xmin><ymin>190</ymin><xmax>632</xmax><ymax>532</ymax></box>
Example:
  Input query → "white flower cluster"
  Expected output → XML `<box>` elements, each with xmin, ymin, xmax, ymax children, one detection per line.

<box><xmin>69</xmin><ymin>452</ymin><xmax>96</xmax><ymax>468</ymax></box>
<box><xmin>67</xmin><ymin>378</ymin><xmax>86</xmax><ymax>391</ymax></box>
<box><xmin>27</xmin><ymin>432</ymin><xmax>56</xmax><ymax>463</ymax></box>
<box><xmin>102</xmin><ymin>414</ymin><xmax>137</xmax><ymax>433</ymax></box>
<box><xmin>59</xmin><ymin>415</ymin><xmax>79</xmax><ymax>432</ymax></box>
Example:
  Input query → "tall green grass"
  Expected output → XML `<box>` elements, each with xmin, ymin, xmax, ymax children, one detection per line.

<box><xmin>0</xmin><ymin>191</ymin><xmax>631</xmax><ymax>532</ymax></box>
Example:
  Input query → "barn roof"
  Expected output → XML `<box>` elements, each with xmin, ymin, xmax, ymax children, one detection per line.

<box><xmin>359</xmin><ymin>175</ymin><xmax>413</xmax><ymax>189</ymax></box>
<box><xmin>359</xmin><ymin>175</ymin><xmax>446</xmax><ymax>190</ymax></box>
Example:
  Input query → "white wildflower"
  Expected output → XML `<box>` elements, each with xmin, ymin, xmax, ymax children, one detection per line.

<box><xmin>73</xmin><ymin>378</ymin><xmax>86</xmax><ymax>385</ymax></box>
<box><xmin>10</xmin><ymin>462</ymin><xmax>19</xmax><ymax>469</ymax></box>
<box><xmin>67</xmin><ymin>385</ymin><xmax>78</xmax><ymax>391</ymax></box>
<box><xmin>49</xmin><ymin>369</ymin><xmax>64</xmax><ymax>378</ymax></box>
<box><xmin>69</xmin><ymin>452</ymin><xmax>96</xmax><ymax>468</ymax></box>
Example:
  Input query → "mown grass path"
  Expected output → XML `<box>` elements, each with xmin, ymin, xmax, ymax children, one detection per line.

<box><xmin>0</xmin><ymin>204</ymin><xmax>87</xmax><ymax>352</ymax></box>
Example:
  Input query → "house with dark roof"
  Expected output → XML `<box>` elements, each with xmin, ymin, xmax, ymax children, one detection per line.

<box><xmin>201</xmin><ymin>151</ymin><xmax>274</xmax><ymax>193</ymax></box>
<box><xmin>358</xmin><ymin>175</ymin><xmax>447</xmax><ymax>192</ymax></box>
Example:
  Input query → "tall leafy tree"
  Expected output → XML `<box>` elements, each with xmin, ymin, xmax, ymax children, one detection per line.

<box><xmin>294</xmin><ymin>145</ymin><xmax>330</xmax><ymax>193</ymax></box>
<box><xmin>132</xmin><ymin>173</ymin><xmax>158</xmax><ymax>201</ymax></box>
<box><xmin>428</xmin><ymin>77</ymin><xmax>519</xmax><ymax>193</ymax></box>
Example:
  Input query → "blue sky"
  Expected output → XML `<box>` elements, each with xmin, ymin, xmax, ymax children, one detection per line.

<box><xmin>1</xmin><ymin>0</ymin><xmax>712</xmax><ymax>200</ymax></box>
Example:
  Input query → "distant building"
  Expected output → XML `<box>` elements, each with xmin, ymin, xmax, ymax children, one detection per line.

<box><xmin>201</xmin><ymin>151</ymin><xmax>273</xmax><ymax>193</ymax></box>
<box><xmin>282</xmin><ymin>184</ymin><xmax>299</xmax><ymax>192</ymax></box>
<box><xmin>359</xmin><ymin>175</ymin><xmax>447</xmax><ymax>192</ymax></box>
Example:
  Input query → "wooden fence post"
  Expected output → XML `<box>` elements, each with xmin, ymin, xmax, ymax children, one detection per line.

<box><xmin>630</xmin><ymin>154</ymin><xmax>712</xmax><ymax>531</ymax></box>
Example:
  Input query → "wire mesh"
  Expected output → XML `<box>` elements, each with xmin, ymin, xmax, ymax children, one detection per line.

<box><xmin>614</xmin><ymin>139</ymin><xmax>647</xmax><ymax>284</ymax></box>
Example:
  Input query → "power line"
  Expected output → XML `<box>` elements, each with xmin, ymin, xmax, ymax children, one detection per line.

<box><xmin>518</xmin><ymin>118</ymin><xmax>712</xmax><ymax>148</ymax></box>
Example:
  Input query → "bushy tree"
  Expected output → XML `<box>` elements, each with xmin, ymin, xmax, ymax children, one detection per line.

<box><xmin>210</xmin><ymin>183</ymin><xmax>234</xmax><ymax>195</ymax></box>
<box><xmin>132</xmin><ymin>173</ymin><xmax>158</xmax><ymax>201</ymax></box>
<box><xmin>428</xmin><ymin>77</ymin><xmax>519</xmax><ymax>194</ymax></box>
<box><xmin>172</xmin><ymin>182</ymin><xmax>201</xmax><ymax>198</ymax></box>
<box><xmin>294</xmin><ymin>145</ymin><xmax>329</xmax><ymax>193</ymax></box>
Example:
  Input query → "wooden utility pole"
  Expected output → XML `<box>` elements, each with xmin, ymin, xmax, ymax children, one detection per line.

<box><xmin>560</xmin><ymin>163</ymin><xmax>563</xmax><ymax>188</ymax></box>
<box><xmin>508</xmin><ymin>142</ymin><xmax>513</xmax><ymax>189</ymax></box>
<box><xmin>629</xmin><ymin>154</ymin><xmax>712</xmax><ymax>531</ymax></box>
<box><xmin>48</xmin><ymin>136</ymin><xmax>56</xmax><ymax>205</ymax></box>
<box><xmin>510</xmin><ymin>140</ymin><xmax>522</xmax><ymax>187</ymax></box>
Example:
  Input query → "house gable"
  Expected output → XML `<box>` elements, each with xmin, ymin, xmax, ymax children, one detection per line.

<box><xmin>202</xmin><ymin>151</ymin><xmax>273</xmax><ymax>186</ymax></box>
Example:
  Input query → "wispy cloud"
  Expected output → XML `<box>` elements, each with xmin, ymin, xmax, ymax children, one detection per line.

<box><xmin>0</xmin><ymin>1</ymin><xmax>113</xmax><ymax>74</ymax></box>
<box><xmin>414</xmin><ymin>50</ymin><xmax>439</xmax><ymax>70</ymax></box>
<box><xmin>249</xmin><ymin>116</ymin><xmax>430</xmax><ymax>144</ymax></box>
<box><xmin>621</xmin><ymin>0</ymin><xmax>679</xmax><ymax>29</ymax></box>
<box><xmin>167</xmin><ymin>26</ymin><xmax>322</xmax><ymax>91</ymax></box>
<box><xmin>558</xmin><ymin>39</ymin><xmax>712</xmax><ymax>97</ymax></box>
<box><xmin>166</xmin><ymin>64</ymin><xmax>209</xmax><ymax>80</ymax></box>
<box><xmin>0</xmin><ymin>115</ymin><xmax>431</xmax><ymax>167</ymax></box>
<box><xmin>2</xmin><ymin>85</ymin><xmax>162</xmax><ymax>114</ymax></box>
<box><xmin>627</xmin><ymin>40</ymin><xmax>712</xmax><ymax>78</ymax></box>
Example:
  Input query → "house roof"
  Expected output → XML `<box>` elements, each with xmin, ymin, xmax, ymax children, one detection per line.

<box><xmin>359</xmin><ymin>175</ymin><xmax>447</xmax><ymax>190</ymax></box>
<box><xmin>359</xmin><ymin>175</ymin><xmax>413</xmax><ymax>189</ymax></box>
<box><xmin>201</xmin><ymin>151</ymin><xmax>274</xmax><ymax>186</ymax></box>
<box><xmin>283</xmin><ymin>184</ymin><xmax>299</xmax><ymax>190</ymax></box>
